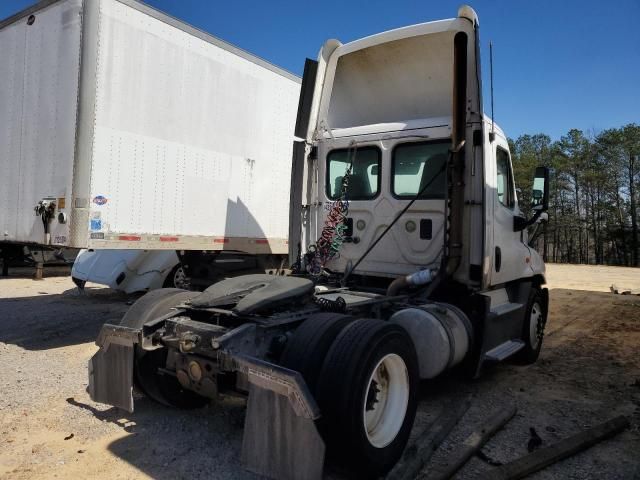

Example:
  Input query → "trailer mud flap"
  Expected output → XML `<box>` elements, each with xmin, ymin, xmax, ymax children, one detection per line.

<box><xmin>232</xmin><ymin>355</ymin><xmax>325</xmax><ymax>480</ymax></box>
<box><xmin>88</xmin><ymin>324</ymin><xmax>139</xmax><ymax>413</ymax></box>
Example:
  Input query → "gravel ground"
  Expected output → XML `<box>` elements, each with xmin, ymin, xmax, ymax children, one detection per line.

<box><xmin>0</xmin><ymin>264</ymin><xmax>639</xmax><ymax>479</ymax></box>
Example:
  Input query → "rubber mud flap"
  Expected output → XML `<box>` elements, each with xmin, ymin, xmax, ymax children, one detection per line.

<box><xmin>241</xmin><ymin>383</ymin><xmax>324</xmax><ymax>480</ymax></box>
<box><xmin>88</xmin><ymin>334</ymin><xmax>136</xmax><ymax>413</ymax></box>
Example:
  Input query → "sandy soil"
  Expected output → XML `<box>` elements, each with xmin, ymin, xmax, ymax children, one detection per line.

<box><xmin>0</xmin><ymin>264</ymin><xmax>638</xmax><ymax>479</ymax></box>
<box><xmin>544</xmin><ymin>263</ymin><xmax>640</xmax><ymax>293</ymax></box>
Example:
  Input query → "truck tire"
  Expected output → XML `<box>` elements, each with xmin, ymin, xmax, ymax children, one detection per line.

<box><xmin>279</xmin><ymin>312</ymin><xmax>353</xmax><ymax>394</ymax></box>
<box><xmin>515</xmin><ymin>287</ymin><xmax>547</xmax><ymax>364</ymax></box>
<box><xmin>120</xmin><ymin>288</ymin><xmax>208</xmax><ymax>409</ymax></box>
<box><xmin>316</xmin><ymin>319</ymin><xmax>419</xmax><ymax>477</ymax></box>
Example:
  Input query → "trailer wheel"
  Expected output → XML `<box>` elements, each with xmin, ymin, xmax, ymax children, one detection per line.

<box><xmin>163</xmin><ymin>264</ymin><xmax>191</xmax><ymax>290</ymax></box>
<box><xmin>316</xmin><ymin>319</ymin><xmax>419</xmax><ymax>477</ymax></box>
<box><xmin>515</xmin><ymin>287</ymin><xmax>547</xmax><ymax>364</ymax></box>
<box><xmin>279</xmin><ymin>312</ymin><xmax>353</xmax><ymax>394</ymax></box>
<box><xmin>120</xmin><ymin>288</ymin><xmax>208</xmax><ymax>409</ymax></box>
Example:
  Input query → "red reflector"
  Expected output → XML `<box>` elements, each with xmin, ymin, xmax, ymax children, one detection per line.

<box><xmin>118</xmin><ymin>235</ymin><xmax>141</xmax><ymax>241</ymax></box>
<box><xmin>255</xmin><ymin>239</ymin><xmax>269</xmax><ymax>244</ymax></box>
<box><xmin>160</xmin><ymin>236</ymin><xmax>179</xmax><ymax>242</ymax></box>
<box><xmin>213</xmin><ymin>238</ymin><xmax>229</xmax><ymax>244</ymax></box>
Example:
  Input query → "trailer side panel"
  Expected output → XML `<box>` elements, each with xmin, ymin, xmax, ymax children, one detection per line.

<box><xmin>0</xmin><ymin>0</ymin><xmax>82</xmax><ymax>246</ymax></box>
<box><xmin>84</xmin><ymin>0</ymin><xmax>300</xmax><ymax>252</ymax></box>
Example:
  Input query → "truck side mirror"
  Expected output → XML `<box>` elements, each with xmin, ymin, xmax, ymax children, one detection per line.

<box><xmin>514</xmin><ymin>167</ymin><xmax>551</xmax><ymax>232</ymax></box>
<box><xmin>531</xmin><ymin>166</ymin><xmax>549</xmax><ymax>212</ymax></box>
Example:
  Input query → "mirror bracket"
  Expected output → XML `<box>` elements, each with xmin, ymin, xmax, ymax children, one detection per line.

<box><xmin>513</xmin><ymin>215</ymin><xmax>529</xmax><ymax>232</ymax></box>
<box><xmin>513</xmin><ymin>210</ymin><xmax>543</xmax><ymax>232</ymax></box>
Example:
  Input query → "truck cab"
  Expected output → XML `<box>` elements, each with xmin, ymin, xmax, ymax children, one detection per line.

<box><xmin>293</xmin><ymin>7</ymin><xmax>545</xmax><ymax>292</ymax></box>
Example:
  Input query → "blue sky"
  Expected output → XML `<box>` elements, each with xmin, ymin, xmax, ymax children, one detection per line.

<box><xmin>2</xmin><ymin>0</ymin><xmax>638</xmax><ymax>140</ymax></box>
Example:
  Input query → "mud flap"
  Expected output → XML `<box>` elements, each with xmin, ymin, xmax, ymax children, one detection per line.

<box><xmin>233</xmin><ymin>355</ymin><xmax>325</xmax><ymax>480</ymax></box>
<box><xmin>87</xmin><ymin>324</ymin><xmax>139</xmax><ymax>413</ymax></box>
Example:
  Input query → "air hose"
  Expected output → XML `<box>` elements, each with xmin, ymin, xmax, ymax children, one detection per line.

<box><xmin>306</xmin><ymin>144</ymin><xmax>357</xmax><ymax>276</ymax></box>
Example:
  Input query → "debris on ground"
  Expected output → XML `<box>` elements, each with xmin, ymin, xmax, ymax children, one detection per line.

<box><xmin>387</xmin><ymin>396</ymin><xmax>471</xmax><ymax>480</ymax></box>
<box><xmin>526</xmin><ymin>427</ymin><xmax>543</xmax><ymax>452</ymax></box>
<box><xmin>479</xmin><ymin>416</ymin><xmax>630</xmax><ymax>480</ymax></box>
<box><xmin>420</xmin><ymin>405</ymin><xmax>517</xmax><ymax>480</ymax></box>
<box><xmin>476</xmin><ymin>450</ymin><xmax>503</xmax><ymax>466</ymax></box>
<box><xmin>610</xmin><ymin>284</ymin><xmax>640</xmax><ymax>295</ymax></box>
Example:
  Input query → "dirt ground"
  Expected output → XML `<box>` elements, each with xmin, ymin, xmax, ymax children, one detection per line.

<box><xmin>0</xmin><ymin>264</ymin><xmax>639</xmax><ymax>479</ymax></box>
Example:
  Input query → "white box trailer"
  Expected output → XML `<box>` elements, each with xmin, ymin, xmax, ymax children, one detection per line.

<box><xmin>0</xmin><ymin>0</ymin><xmax>300</xmax><ymax>255</ymax></box>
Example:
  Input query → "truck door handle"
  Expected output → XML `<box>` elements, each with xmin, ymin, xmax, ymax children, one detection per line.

<box><xmin>495</xmin><ymin>246</ymin><xmax>502</xmax><ymax>272</ymax></box>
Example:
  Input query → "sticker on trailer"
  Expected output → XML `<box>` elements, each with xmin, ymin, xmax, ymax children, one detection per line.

<box><xmin>92</xmin><ymin>195</ymin><xmax>108</xmax><ymax>206</ymax></box>
<box><xmin>90</xmin><ymin>218</ymin><xmax>102</xmax><ymax>231</ymax></box>
<box><xmin>90</xmin><ymin>232</ymin><xmax>105</xmax><ymax>239</ymax></box>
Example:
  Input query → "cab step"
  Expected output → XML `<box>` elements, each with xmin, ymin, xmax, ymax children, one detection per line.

<box><xmin>484</xmin><ymin>340</ymin><xmax>525</xmax><ymax>362</ymax></box>
<box><xmin>490</xmin><ymin>302</ymin><xmax>523</xmax><ymax>317</ymax></box>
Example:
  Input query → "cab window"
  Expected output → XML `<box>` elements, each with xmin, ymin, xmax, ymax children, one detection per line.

<box><xmin>496</xmin><ymin>147</ymin><xmax>515</xmax><ymax>208</ymax></box>
<box><xmin>326</xmin><ymin>147</ymin><xmax>380</xmax><ymax>200</ymax></box>
<box><xmin>392</xmin><ymin>141</ymin><xmax>448</xmax><ymax>199</ymax></box>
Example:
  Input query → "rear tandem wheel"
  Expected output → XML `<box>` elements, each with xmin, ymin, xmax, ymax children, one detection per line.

<box><xmin>120</xmin><ymin>288</ymin><xmax>208</xmax><ymax>409</ymax></box>
<box><xmin>279</xmin><ymin>312</ymin><xmax>354</xmax><ymax>394</ymax></box>
<box><xmin>316</xmin><ymin>319</ymin><xmax>419</xmax><ymax>477</ymax></box>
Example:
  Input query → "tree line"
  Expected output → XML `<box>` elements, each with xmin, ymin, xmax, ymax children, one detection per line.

<box><xmin>509</xmin><ymin>123</ymin><xmax>640</xmax><ymax>266</ymax></box>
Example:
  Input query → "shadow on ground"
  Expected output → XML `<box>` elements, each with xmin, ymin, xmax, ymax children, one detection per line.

<box><xmin>0</xmin><ymin>286</ymin><xmax>135</xmax><ymax>350</ymax></box>
<box><xmin>68</xmin><ymin>394</ymin><xmax>256</xmax><ymax>480</ymax></box>
<box><xmin>0</xmin><ymin>265</ymin><xmax>73</xmax><ymax>279</ymax></box>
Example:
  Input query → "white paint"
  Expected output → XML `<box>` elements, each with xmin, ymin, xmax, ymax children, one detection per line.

<box><xmin>89</xmin><ymin>0</ymin><xmax>299</xmax><ymax>243</ymax></box>
<box><xmin>1</xmin><ymin>0</ymin><xmax>300</xmax><ymax>250</ymax></box>
<box><xmin>363</xmin><ymin>353</ymin><xmax>409</xmax><ymax>448</ymax></box>
<box><xmin>486</xmin><ymin>127</ymin><xmax>541</xmax><ymax>285</ymax></box>
<box><xmin>0</xmin><ymin>0</ymin><xmax>82</xmax><ymax>245</ymax></box>
<box><xmin>72</xmin><ymin>248</ymin><xmax>178</xmax><ymax>293</ymax></box>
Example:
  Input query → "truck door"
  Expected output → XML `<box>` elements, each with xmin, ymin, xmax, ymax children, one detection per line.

<box><xmin>490</xmin><ymin>136</ymin><xmax>530</xmax><ymax>285</ymax></box>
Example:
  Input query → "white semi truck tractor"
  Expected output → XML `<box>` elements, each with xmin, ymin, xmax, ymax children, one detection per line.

<box><xmin>89</xmin><ymin>6</ymin><xmax>550</xmax><ymax>479</ymax></box>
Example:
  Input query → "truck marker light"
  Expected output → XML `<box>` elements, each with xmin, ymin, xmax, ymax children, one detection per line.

<box><xmin>118</xmin><ymin>235</ymin><xmax>141</xmax><ymax>241</ymax></box>
<box><xmin>160</xmin><ymin>236</ymin><xmax>179</xmax><ymax>242</ymax></box>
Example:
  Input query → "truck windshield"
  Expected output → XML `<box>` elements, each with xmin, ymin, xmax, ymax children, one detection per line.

<box><xmin>326</xmin><ymin>147</ymin><xmax>381</xmax><ymax>200</ymax></box>
<box><xmin>392</xmin><ymin>141</ymin><xmax>448</xmax><ymax>199</ymax></box>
